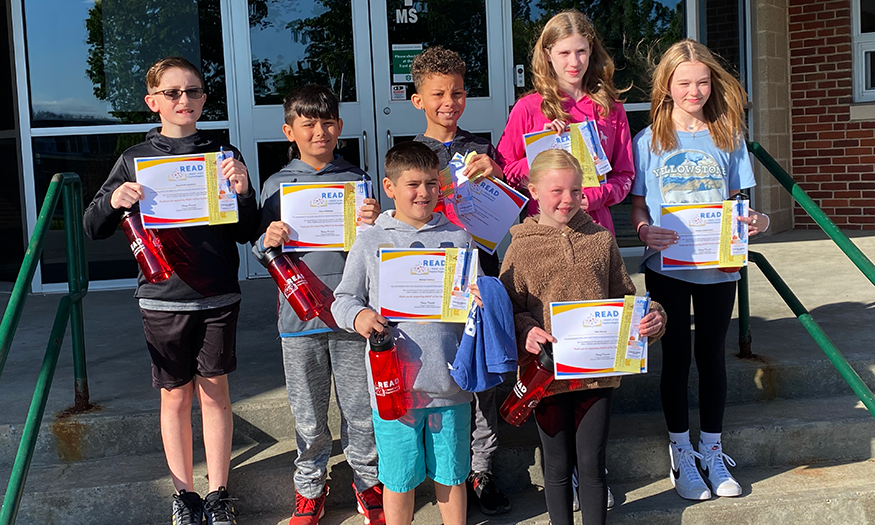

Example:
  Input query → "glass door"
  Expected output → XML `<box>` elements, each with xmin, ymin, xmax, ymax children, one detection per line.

<box><xmin>369</xmin><ymin>0</ymin><xmax>510</xmax><ymax>200</ymax></box>
<box><xmin>230</xmin><ymin>0</ymin><xmax>378</xmax><ymax>277</ymax></box>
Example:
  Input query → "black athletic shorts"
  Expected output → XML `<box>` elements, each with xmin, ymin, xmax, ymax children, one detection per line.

<box><xmin>140</xmin><ymin>302</ymin><xmax>239</xmax><ymax>389</ymax></box>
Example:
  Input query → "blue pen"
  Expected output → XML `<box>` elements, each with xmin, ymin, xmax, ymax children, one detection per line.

<box><xmin>218</xmin><ymin>147</ymin><xmax>235</xmax><ymax>195</ymax></box>
<box><xmin>361</xmin><ymin>173</ymin><xmax>370</xmax><ymax>199</ymax></box>
<box><xmin>735</xmin><ymin>194</ymin><xmax>744</xmax><ymax>240</ymax></box>
<box><xmin>459</xmin><ymin>242</ymin><xmax>471</xmax><ymax>290</ymax></box>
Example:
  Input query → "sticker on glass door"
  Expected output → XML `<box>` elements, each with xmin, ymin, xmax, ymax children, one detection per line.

<box><xmin>391</xmin><ymin>43</ymin><xmax>422</xmax><ymax>83</ymax></box>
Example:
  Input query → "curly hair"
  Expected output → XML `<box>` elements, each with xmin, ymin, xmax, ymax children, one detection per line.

<box><xmin>649</xmin><ymin>39</ymin><xmax>747</xmax><ymax>154</ymax></box>
<box><xmin>531</xmin><ymin>10</ymin><xmax>621</xmax><ymax>120</ymax></box>
<box><xmin>411</xmin><ymin>46</ymin><xmax>466</xmax><ymax>92</ymax></box>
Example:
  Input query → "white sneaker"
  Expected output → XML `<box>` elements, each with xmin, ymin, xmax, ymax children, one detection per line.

<box><xmin>698</xmin><ymin>441</ymin><xmax>742</xmax><ymax>497</ymax></box>
<box><xmin>607</xmin><ymin>485</ymin><xmax>614</xmax><ymax>509</ymax></box>
<box><xmin>669</xmin><ymin>442</ymin><xmax>711</xmax><ymax>500</ymax></box>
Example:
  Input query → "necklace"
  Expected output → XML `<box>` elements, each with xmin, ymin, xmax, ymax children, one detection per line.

<box><xmin>673</xmin><ymin>118</ymin><xmax>707</xmax><ymax>137</ymax></box>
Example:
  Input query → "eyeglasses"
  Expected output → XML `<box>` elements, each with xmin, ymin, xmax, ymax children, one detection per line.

<box><xmin>151</xmin><ymin>88</ymin><xmax>205</xmax><ymax>100</ymax></box>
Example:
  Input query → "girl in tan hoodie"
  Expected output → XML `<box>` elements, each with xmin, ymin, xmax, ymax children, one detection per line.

<box><xmin>500</xmin><ymin>149</ymin><xmax>666</xmax><ymax>525</ymax></box>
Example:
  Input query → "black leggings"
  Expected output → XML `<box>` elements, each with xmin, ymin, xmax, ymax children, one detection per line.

<box><xmin>645</xmin><ymin>269</ymin><xmax>737</xmax><ymax>434</ymax></box>
<box><xmin>535</xmin><ymin>388</ymin><xmax>613</xmax><ymax>525</ymax></box>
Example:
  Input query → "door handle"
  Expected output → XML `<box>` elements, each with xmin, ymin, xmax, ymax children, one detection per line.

<box><xmin>387</xmin><ymin>129</ymin><xmax>392</xmax><ymax>148</ymax></box>
<box><xmin>362</xmin><ymin>131</ymin><xmax>369</xmax><ymax>172</ymax></box>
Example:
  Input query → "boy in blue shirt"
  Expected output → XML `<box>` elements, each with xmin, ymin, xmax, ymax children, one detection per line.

<box><xmin>252</xmin><ymin>85</ymin><xmax>383</xmax><ymax>525</ymax></box>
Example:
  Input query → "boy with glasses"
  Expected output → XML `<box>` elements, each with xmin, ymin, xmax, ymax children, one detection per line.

<box><xmin>84</xmin><ymin>56</ymin><xmax>257</xmax><ymax>525</ymax></box>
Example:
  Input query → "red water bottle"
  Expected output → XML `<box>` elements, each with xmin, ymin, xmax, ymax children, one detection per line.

<box><xmin>368</xmin><ymin>329</ymin><xmax>407</xmax><ymax>420</ymax></box>
<box><xmin>264</xmin><ymin>248</ymin><xmax>323</xmax><ymax>321</ymax></box>
<box><xmin>500</xmin><ymin>342</ymin><xmax>555</xmax><ymax>426</ymax></box>
<box><xmin>121</xmin><ymin>211</ymin><xmax>173</xmax><ymax>283</ymax></box>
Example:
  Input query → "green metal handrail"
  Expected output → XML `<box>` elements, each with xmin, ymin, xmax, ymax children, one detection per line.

<box><xmin>746</xmin><ymin>142</ymin><xmax>875</xmax><ymax>286</ymax></box>
<box><xmin>0</xmin><ymin>173</ymin><xmax>89</xmax><ymax>525</ymax></box>
<box><xmin>739</xmin><ymin>143</ymin><xmax>875</xmax><ymax>420</ymax></box>
<box><xmin>748</xmin><ymin>251</ymin><xmax>875</xmax><ymax>418</ymax></box>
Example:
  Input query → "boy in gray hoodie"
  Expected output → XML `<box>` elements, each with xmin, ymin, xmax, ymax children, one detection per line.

<box><xmin>332</xmin><ymin>141</ymin><xmax>478</xmax><ymax>525</ymax></box>
<box><xmin>252</xmin><ymin>85</ymin><xmax>383</xmax><ymax>525</ymax></box>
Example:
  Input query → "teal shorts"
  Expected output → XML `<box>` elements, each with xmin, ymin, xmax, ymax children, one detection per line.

<box><xmin>372</xmin><ymin>404</ymin><xmax>472</xmax><ymax>493</ymax></box>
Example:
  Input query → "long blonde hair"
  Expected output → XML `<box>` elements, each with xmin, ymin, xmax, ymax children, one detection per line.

<box><xmin>528</xmin><ymin>149</ymin><xmax>583</xmax><ymax>188</ymax></box>
<box><xmin>650</xmin><ymin>39</ymin><xmax>747</xmax><ymax>154</ymax></box>
<box><xmin>531</xmin><ymin>10</ymin><xmax>620</xmax><ymax>120</ymax></box>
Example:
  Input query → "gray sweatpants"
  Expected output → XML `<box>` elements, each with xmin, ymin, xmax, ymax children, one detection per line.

<box><xmin>281</xmin><ymin>332</ymin><xmax>379</xmax><ymax>499</ymax></box>
<box><xmin>472</xmin><ymin>387</ymin><xmax>499</xmax><ymax>472</ymax></box>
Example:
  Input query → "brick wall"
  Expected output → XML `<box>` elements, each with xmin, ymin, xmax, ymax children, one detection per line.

<box><xmin>789</xmin><ymin>0</ymin><xmax>875</xmax><ymax>229</ymax></box>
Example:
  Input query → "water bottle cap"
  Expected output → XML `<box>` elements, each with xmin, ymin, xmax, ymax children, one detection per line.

<box><xmin>537</xmin><ymin>341</ymin><xmax>554</xmax><ymax>368</ymax></box>
<box><xmin>264</xmin><ymin>247</ymin><xmax>284</xmax><ymax>264</ymax></box>
<box><xmin>368</xmin><ymin>329</ymin><xmax>394</xmax><ymax>352</ymax></box>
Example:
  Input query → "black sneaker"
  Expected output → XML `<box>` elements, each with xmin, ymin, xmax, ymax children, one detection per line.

<box><xmin>468</xmin><ymin>471</ymin><xmax>511</xmax><ymax>515</ymax></box>
<box><xmin>203</xmin><ymin>486</ymin><xmax>238</xmax><ymax>525</ymax></box>
<box><xmin>172</xmin><ymin>490</ymin><xmax>204</xmax><ymax>525</ymax></box>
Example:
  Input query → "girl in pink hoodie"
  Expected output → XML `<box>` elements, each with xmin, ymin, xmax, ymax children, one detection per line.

<box><xmin>496</xmin><ymin>10</ymin><xmax>634</xmax><ymax>235</ymax></box>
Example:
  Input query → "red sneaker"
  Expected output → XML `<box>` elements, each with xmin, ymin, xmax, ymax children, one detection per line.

<box><xmin>288</xmin><ymin>485</ymin><xmax>328</xmax><ymax>525</ymax></box>
<box><xmin>353</xmin><ymin>482</ymin><xmax>385</xmax><ymax>525</ymax></box>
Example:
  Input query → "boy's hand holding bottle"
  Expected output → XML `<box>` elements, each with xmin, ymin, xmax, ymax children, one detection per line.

<box><xmin>354</xmin><ymin>308</ymin><xmax>389</xmax><ymax>339</ymax></box>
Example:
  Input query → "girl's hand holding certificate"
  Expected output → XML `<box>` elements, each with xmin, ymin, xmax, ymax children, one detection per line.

<box><xmin>638</xmin><ymin>309</ymin><xmax>664</xmax><ymax>338</ymax></box>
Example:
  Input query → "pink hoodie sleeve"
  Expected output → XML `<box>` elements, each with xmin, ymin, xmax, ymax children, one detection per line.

<box><xmin>583</xmin><ymin>103</ymin><xmax>635</xmax><ymax>215</ymax></box>
<box><xmin>497</xmin><ymin>95</ymin><xmax>539</xmax><ymax>191</ymax></box>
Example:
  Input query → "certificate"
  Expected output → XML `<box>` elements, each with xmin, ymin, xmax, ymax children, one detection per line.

<box><xmin>438</xmin><ymin>155</ymin><xmax>529</xmax><ymax>254</ymax></box>
<box><xmin>550</xmin><ymin>298</ymin><xmax>648</xmax><ymax>380</ymax></box>
<box><xmin>280</xmin><ymin>180</ymin><xmax>372</xmax><ymax>252</ymax></box>
<box><xmin>135</xmin><ymin>152</ymin><xmax>237</xmax><ymax>228</ymax></box>
<box><xmin>660</xmin><ymin>200</ymin><xmax>749</xmax><ymax>270</ymax></box>
<box><xmin>379</xmin><ymin>248</ymin><xmax>478</xmax><ymax>323</ymax></box>
<box><xmin>523</xmin><ymin>121</ymin><xmax>610</xmax><ymax>188</ymax></box>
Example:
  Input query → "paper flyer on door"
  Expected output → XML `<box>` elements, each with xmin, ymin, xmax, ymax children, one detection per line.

<box><xmin>135</xmin><ymin>152</ymin><xmax>238</xmax><ymax>229</ymax></box>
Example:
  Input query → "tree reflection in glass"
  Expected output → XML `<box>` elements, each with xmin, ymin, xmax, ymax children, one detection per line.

<box><xmin>249</xmin><ymin>0</ymin><xmax>357</xmax><ymax>106</ymax></box>
<box><xmin>25</xmin><ymin>0</ymin><xmax>226</xmax><ymax>127</ymax></box>
<box><xmin>511</xmin><ymin>0</ymin><xmax>684</xmax><ymax>103</ymax></box>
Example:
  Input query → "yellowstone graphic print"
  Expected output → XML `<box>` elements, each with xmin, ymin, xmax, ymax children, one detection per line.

<box><xmin>653</xmin><ymin>149</ymin><xmax>726</xmax><ymax>204</ymax></box>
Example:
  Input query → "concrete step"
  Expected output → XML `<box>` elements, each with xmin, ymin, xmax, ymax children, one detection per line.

<box><xmin>7</xmin><ymin>455</ymin><xmax>875</xmax><ymax>524</ymax></box>
<box><xmin>5</xmin><ymin>338</ymin><xmax>874</xmax><ymax>470</ymax></box>
<box><xmin>4</xmin><ymin>396</ymin><xmax>873</xmax><ymax>523</ymax></box>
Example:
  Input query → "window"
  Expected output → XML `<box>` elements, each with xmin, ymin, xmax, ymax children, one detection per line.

<box><xmin>853</xmin><ymin>0</ymin><xmax>875</xmax><ymax>102</ymax></box>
